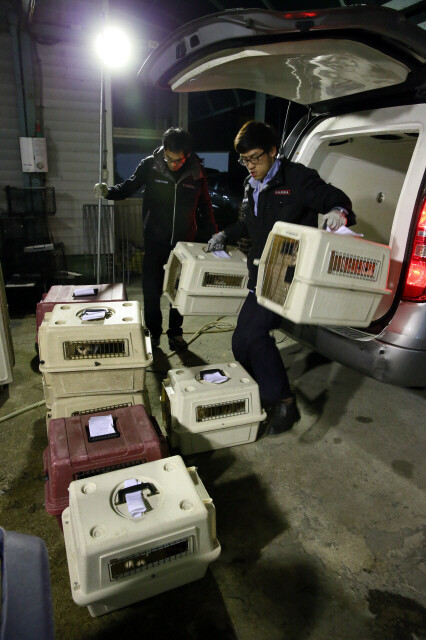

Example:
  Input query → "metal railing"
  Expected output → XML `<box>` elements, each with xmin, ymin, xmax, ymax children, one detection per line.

<box><xmin>83</xmin><ymin>199</ymin><xmax>144</xmax><ymax>284</ymax></box>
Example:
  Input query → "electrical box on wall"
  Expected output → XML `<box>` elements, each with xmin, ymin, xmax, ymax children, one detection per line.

<box><xmin>19</xmin><ymin>137</ymin><xmax>48</xmax><ymax>172</ymax></box>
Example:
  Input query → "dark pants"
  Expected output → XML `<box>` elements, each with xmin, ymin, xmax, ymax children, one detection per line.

<box><xmin>232</xmin><ymin>291</ymin><xmax>292</xmax><ymax>406</ymax></box>
<box><xmin>142</xmin><ymin>241</ymin><xmax>183</xmax><ymax>340</ymax></box>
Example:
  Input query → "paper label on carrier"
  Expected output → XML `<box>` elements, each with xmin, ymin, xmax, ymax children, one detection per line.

<box><xmin>88</xmin><ymin>414</ymin><xmax>115</xmax><ymax>437</ymax></box>
<box><xmin>212</xmin><ymin>251</ymin><xmax>231</xmax><ymax>259</ymax></box>
<box><xmin>73</xmin><ymin>288</ymin><xmax>97</xmax><ymax>297</ymax></box>
<box><xmin>326</xmin><ymin>226</ymin><xmax>364</xmax><ymax>237</ymax></box>
<box><xmin>203</xmin><ymin>371</ymin><xmax>229</xmax><ymax>383</ymax></box>
<box><xmin>124</xmin><ymin>479</ymin><xmax>146</xmax><ymax>518</ymax></box>
<box><xmin>81</xmin><ymin>308</ymin><xmax>107</xmax><ymax>321</ymax></box>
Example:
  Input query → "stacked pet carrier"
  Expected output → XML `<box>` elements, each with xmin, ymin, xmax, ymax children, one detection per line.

<box><xmin>256</xmin><ymin>222</ymin><xmax>391</xmax><ymax>326</ymax></box>
<box><xmin>163</xmin><ymin>242</ymin><xmax>248</xmax><ymax>315</ymax></box>
<box><xmin>36</xmin><ymin>283</ymin><xmax>128</xmax><ymax>349</ymax></box>
<box><xmin>43</xmin><ymin>404</ymin><xmax>168</xmax><ymax>528</ymax></box>
<box><xmin>62</xmin><ymin>455</ymin><xmax>221</xmax><ymax>616</ymax></box>
<box><xmin>38</xmin><ymin>292</ymin><xmax>221</xmax><ymax>614</ymax></box>
<box><xmin>161</xmin><ymin>362</ymin><xmax>266</xmax><ymax>454</ymax></box>
<box><xmin>38</xmin><ymin>300</ymin><xmax>153</xmax><ymax>416</ymax></box>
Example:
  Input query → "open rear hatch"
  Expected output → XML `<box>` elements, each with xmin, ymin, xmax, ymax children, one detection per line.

<box><xmin>139</xmin><ymin>6</ymin><xmax>426</xmax><ymax>113</ymax></box>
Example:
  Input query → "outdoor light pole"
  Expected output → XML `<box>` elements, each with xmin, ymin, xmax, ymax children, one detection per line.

<box><xmin>96</xmin><ymin>62</ymin><xmax>104</xmax><ymax>284</ymax></box>
<box><xmin>95</xmin><ymin>24</ymin><xmax>131</xmax><ymax>284</ymax></box>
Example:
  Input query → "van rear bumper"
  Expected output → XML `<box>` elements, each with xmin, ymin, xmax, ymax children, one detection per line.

<box><xmin>280</xmin><ymin>319</ymin><xmax>426</xmax><ymax>387</ymax></box>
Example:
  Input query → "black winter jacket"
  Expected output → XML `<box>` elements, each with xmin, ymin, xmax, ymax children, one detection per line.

<box><xmin>107</xmin><ymin>147</ymin><xmax>217</xmax><ymax>246</ymax></box>
<box><xmin>223</xmin><ymin>158</ymin><xmax>355</xmax><ymax>290</ymax></box>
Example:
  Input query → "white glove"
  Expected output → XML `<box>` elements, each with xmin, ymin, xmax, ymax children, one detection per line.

<box><xmin>207</xmin><ymin>231</ymin><xmax>227</xmax><ymax>252</ymax></box>
<box><xmin>323</xmin><ymin>208</ymin><xmax>347</xmax><ymax>231</ymax></box>
<box><xmin>94</xmin><ymin>183</ymin><xmax>109</xmax><ymax>199</ymax></box>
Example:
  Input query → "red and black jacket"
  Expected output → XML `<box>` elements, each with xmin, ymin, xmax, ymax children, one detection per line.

<box><xmin>107</xmin><ymin>147</ymin><xmax>217</xmax><ymax>246</ymax></box>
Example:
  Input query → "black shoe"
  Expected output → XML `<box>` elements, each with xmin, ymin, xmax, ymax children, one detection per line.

<box><xmin>168</xmin><ymin>335</ymin><xmax>188</xmax><ymax>352</ymax></box>
<box><xmin>266</xmin><ymin>398</ymin><xmax>300</xmax><ymax>435</ymax></box>
<box><xmin>151</xmin><ymin>336</ymin><xmax>160</xmax><ymax>349</ymax></box>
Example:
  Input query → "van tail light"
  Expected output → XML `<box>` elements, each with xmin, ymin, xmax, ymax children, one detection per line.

<box><xmin>403</xmin><ymin>198</ymin><xmax>426</xmax><ymax>301</ymax></box>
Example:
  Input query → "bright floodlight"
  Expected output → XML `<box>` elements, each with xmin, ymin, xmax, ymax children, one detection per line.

<box><xmin>95</xmin><ymin>26</ymin><xmax>131</xmax><ymax>68</ymax></box>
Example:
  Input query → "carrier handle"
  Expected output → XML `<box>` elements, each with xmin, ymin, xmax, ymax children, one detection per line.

<box><xmin>116</xmin><ymin>482</ymin><xmax>159</xmax><ymax>504</ymax></box>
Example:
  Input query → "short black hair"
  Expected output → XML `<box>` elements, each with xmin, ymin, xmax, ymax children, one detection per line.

<box><xmin>234</xmin><ymin>121</ymin><xmax>279</xmax><ymax>154</ymax></box>
<box><xmin>162</xmin><ymin>127</ymin><xmax>194</xmax><ymax>155</ymax></box>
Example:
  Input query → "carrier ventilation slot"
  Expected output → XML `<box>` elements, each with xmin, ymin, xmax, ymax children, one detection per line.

<box><xmin>109</xmin><ymin>537</ymin><xmax>192</xmax><ymax>581</ymax></box>
<box><xmin>63</xmin><ymin>339</ymin><xmax>129</xmax><ymax>360</ymax></box>
<box><xmin>73</xmin><ymin>459</ymin><xmax>145</xmax><ymax>481</ymax></box>
<box><xmin>261</xmin><ymin>234</ymin><xmax>299</xmax><ymax>305</ymax></box>
<box><xmin>202</xmin><ymin>272</ymin><xmax>244</xmax><ymax>288</ymax></box>
<box><xmin>328</xmin><ymin>251</ymin><xmax>381</xmax><ymax>281</ymax></box>
<box><xmin>165</xmin><ymin>253</ymin><xmax>182</xmax><ymax>301</ymax></box>
<box><xmin>196</xmin><ymin>398</ymin><xmax>249</xmax><ymax>422</ymax></box>
<box><xmin>71</xmin><ymin>402</ymin><xmax>132</xmax><ymax>416</ymax></box>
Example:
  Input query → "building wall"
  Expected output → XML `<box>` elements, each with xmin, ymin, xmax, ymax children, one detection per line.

<box><xmin>38</xmin><ymin>37</ymin><xmax>103</xmax><ymax>255</ymax></box>
<box><xmin>0</xmin><ymin>32</ymin><xmax>23</xmax><ymax>213</ymax></box>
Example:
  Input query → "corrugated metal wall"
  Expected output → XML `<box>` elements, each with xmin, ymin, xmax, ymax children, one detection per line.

<box><xmin>38</xmin><ymin>37</ymin><xmax>102</xmax><ymax>255</ymax></box>
<box><xmin>0</xmin><ymin>32</ymin><xmax>23</xmax><ymax>213</ymax></box>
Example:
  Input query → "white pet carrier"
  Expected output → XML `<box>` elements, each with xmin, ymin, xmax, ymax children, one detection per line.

<box><xmin>163</xmin><ymin>242</ymin><xmax>248</xmax><ymax>315</ymax></box>
<box><xmin>161</xmin><ymin>362</ymin><xmax>266</xmax><ymax>454</ymax></box>
<box><xmin>62</xmin><ymin>455</ymin><xmax>220</xmax><ymax>617</ymax></box>
<box><xmin>256</xmin><ymin>222</ymin><xmax>391</xmax><ymax>326</ymax></box>
<box><xmin>39</xmin><ymin>301</ymin><xmax>152</xmax><ymax>401</ymax></box>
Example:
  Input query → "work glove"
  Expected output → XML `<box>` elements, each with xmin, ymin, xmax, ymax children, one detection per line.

<box><xmin>323</xmin><ymin>208</ymin><xmax>348</xmax><ymax>231</ymax></box>
<box><xmin>206</xmin><ymin>231</ymin><xmax>227</xmax><ymax>252</ymax></box>
<box><xmin>94</xmin><ymin>183</ymin><xmax>109</xmax><ymax>199</ymax></box>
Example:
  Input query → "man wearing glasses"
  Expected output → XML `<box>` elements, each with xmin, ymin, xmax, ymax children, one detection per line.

<box><xmin>95</xmin><ymin>127</ymin><xmax>217</xmax><ymax>351</ymax></box>
<box><xmin>207</xmin><ymin>120</ymin><xmax>355</xmax><ymax>435</ymax></box>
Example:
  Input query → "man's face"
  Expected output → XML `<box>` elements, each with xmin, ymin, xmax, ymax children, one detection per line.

<box><xmin>238</xmin><ymin>146</ymin><xmax>276</xmax><ymax>181</ymax></box>
<box><xmin>164</xmin><ymin>148</ymin><xmax>187</xmax><ymax>172</ymax></box>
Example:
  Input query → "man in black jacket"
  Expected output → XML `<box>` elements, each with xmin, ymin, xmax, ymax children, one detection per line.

<box><xmin>208</xmin><ymin>121</ymin><xmax>355</xmax><ymax>435</ymax></box>
<box><xmin>95</xmin><ymin>128</ymin><xmax>217</xmax><ymax>351</ymax></box>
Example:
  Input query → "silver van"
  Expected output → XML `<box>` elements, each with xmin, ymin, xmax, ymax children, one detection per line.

<box><xmin>140</xmin><ymin>6</ymin><xmax>426</xmax><ymax>387</ymax></box>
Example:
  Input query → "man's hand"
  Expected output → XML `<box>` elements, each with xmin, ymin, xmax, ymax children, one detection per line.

<box><xmin>323</xmin><ymin>208</ymin><xmax>348</xmax><ymax>231</ymax></box>
<box><xmin>94</xmin><ymin>183</ymin><xmax>109</xmax><ymax>199</ymax></box>
<box><xmin>207</xmin><ymin>231</ymin><xmax>227</xmax><ymax>252</ymax></box>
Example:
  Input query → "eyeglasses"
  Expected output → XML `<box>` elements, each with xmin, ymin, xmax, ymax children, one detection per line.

<box><xmin>164</xmin><ymin>151</ymin><xmax>186</xmax><ymax>167</ymax></box>
<box><xmin>238</xmin><ymin>151</ymin><xmax>266</xmax><ymax>167</ymax></box>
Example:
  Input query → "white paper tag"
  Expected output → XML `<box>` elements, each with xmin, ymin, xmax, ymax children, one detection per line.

<box><xmin>74</xmin><ymin>288</ymin><xmax>97</xmax><ymax>297</ymax></box>
<box><xmin>203</xmin><ymin>371</ymin><xmax>229</xmax><ymax>384</ymax></box>
<box><xmin>124</xmin><ymin>479</ymin><xmax>146</xmax><ymax>518</ymax></box>
<box><xmin>81</xmin><ymin>308</ymin><xmax>107</xmax><ymax>321</ymax></box>
<box><xmin>88</xmin><ymin>414</ymin><xmax>115</xmax><ymax>437</ymax></box>
<box><xmin>326</xmin><ymin>226</ymin><xmax>364</xmax><ymax>237</ymax></box>
<box><xmin>212</xmin><ymin>250</ymin><xmax>231</xmax><ymax>259</ymax></box>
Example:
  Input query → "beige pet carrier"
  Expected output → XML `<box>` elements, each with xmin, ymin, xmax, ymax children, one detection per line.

<box><xmin>62</xmin><ymin>456</ymin><xmax>220</xmax><ymax>617</ymax></box>
<box><xmin>256</xmin><ymin>222</ymin><xmax>391</xmax><ymax>326</ymax></box>
<box><xmin>39</xmin><ymin>301</ymin><xmax>152</xmax><ymax>401</ymax></box>
<box><xmin>161</xmin><ymin>362</ymin><xmax>266</xmax><ymax>454</ymax></box>
<box><xmin>163</xmin><ymin>242</ymin><xmax>248</xmax><ymax>315</ymax></box>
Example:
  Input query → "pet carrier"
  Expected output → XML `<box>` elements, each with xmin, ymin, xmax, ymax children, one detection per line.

<box><xmin>44</xmin><ymin>404</ymin><xmax>168</xmax><ymax>529</ymax></box>
<box><xmin>163</xmin><ymin>242</ymin><xmax>248</xmax><ymax>315</ymax></box>
<box><xmin>36</xmin><ymin>283</ymin><xmax>127</xmax><ymax>344</ymax></box>
<box><xmin>38</xmin><ymin>301</ymin><xmax>152</xmax><ymax>401</ymax></box>
<box><xmin>256</xmin><ymin>222</ymin><xmax>391</xmax><ymax>326</ymax></box>
<box><xmin>62</xmin><ymin>455</ymin><xmax>220</xmax><ymax>616</ymax></box>
<box><xmin>161</xmin><ymin>362</ymin><xmax>266</xmax><ymax>454</ymax></box>
<box><xmin>46</xmin><ymin>391</ymin><xmax>148</xmax><ymax>424</ymax></box>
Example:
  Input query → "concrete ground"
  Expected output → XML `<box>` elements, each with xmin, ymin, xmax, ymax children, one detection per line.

<box><xmin>0</xmin><ymin>280</ymin><xmax>425</xmax><ymax>640</ymax></box>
